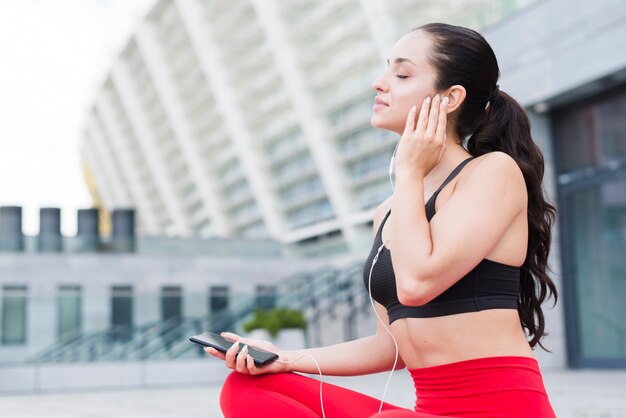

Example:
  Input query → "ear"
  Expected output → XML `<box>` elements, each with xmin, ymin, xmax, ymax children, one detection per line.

<box><xmin>442</xmin><ymin>85</ymin><xmax>466</xmax><ymax>114</ymax></box>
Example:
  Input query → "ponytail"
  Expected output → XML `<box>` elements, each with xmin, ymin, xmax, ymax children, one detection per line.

<box><xmin>415</xmin><ymin>23</ymin><xmax>558</xmax><ymax>349</ymax></box>
<box><xmin>469</xmin><ymin>90</ymin><xmax>558</xmax><ymax>350</ymax></box>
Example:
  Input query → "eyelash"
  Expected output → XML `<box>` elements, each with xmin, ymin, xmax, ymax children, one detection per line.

<box><xmin>395</xmin><ymin>74</ymin><xmax>408</xmax><ymax>79</ymax></box>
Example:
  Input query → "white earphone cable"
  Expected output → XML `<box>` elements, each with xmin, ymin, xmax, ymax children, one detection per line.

<box><xmin>276</xmin><ymin>354</ymin><xmax>326</xmax><ymax>418</ymax></box>
<box><xmin>369</xmin><ymin>240</ymin><xmax>399</xmax><ymax>414</ymax></box>
<box><xmin>389</xmin><ymin>140</ymin><xmax>400</xmax><ymax>193</ymax></box>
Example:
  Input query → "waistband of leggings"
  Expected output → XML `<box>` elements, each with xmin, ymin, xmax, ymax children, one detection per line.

<box><xmin>408</xmin><ymin>355</ymin><xmax>539</xmax><ymax>374</ymax></box>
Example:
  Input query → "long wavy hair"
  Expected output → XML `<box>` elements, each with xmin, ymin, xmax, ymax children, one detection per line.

<box><xmin>415</xmin><ymin>23</ymin><xmax>557</xmax><ymax>349</ymax></box>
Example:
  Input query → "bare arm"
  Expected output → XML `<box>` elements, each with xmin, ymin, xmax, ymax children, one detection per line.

<box><xmin>391</xmin><ymin>151</ymin><xmax>526</xmax><ymax>306</ymax></box>
<box><xmin>281</xmin><ymin>302</ymin><xmax>405</xmax><ymax>376</ymax></box>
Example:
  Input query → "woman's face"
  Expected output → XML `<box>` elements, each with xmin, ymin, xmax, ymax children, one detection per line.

<box><xmin>370</xmin><ymin>30</ymin><xmax>438</xmax><ymax>135</ymax></box>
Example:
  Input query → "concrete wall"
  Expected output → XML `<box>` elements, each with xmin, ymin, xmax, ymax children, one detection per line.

<box><xmin>484</xmin><ymin>0</ymin><xmax>626</xmax><ymax>109</ymax></box>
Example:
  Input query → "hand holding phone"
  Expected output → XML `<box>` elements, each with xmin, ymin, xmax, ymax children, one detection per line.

<box><xmin>190</xmin><ymin>331</ymin><xmax>279</xmax><ymax>366</ymax></box>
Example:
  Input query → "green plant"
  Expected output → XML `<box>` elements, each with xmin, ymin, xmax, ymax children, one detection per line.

<box><xmin>243</xmin><ymin>308</ymin><xmax>307</xmax><ymax>338</ymax></box>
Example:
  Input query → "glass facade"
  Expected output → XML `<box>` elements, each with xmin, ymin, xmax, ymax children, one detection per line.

<box><xmin>555</xmin><ymin>86</ymin><xmax>626</xmax><ymax>367</ymax></box>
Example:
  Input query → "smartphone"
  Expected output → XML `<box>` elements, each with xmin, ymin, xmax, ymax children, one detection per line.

<box><xmin>189</xmin><ymin>331</ymin><xmax>279</xmax><ymax>366</ymax></box>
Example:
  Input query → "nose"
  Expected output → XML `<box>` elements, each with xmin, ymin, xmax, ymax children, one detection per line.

<box><xmin>372</xmin><ymin>71</ymin><xmax>388</xmax><ymax>93</ymax></box>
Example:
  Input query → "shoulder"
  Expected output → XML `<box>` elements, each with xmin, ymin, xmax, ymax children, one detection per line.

<box><xmin>458</xmin><ymin>151</ymin><xmax>527</xmax><ymax>206</ymax></box>
<box><xmin>465</xmin><ymin>151</ymin><xmax>524</xmax><ymax>186</ymax></box>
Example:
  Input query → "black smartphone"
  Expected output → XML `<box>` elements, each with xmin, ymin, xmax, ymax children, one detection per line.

<box><xmin>189</xmin><ymin>331</ymin><xmax>279</xmax><ymax>366</ymax></box>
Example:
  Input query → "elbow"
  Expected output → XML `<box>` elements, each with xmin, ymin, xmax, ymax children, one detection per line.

<box><xmin>397</xmin><ymin>291</ymin><xmax>428</xmax><ymax>307</ymax></box>
<box><xmin>393</xmin><ymin>362</ymin><xmax>407</xmax><ymax>371</ymax></box>
<box><xmin>396</xmin><ymin>275</ymin><xmax>431</xmax><ymax>307</ymax></box>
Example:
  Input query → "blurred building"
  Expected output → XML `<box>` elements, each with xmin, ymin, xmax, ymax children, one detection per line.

<box><xmin>0</xmin><ymin>0</ymin><xmax>618</xmax><ymax>393</ymax></box>
<box><xmin>0</xmin><ymin>207</ymin><xmax>364</xmax><ymax>392</ymax></box>
<box><xmin>80</xmin><ymin>0</ymin><xmax>534</xmax><ymax>256</ymax></box>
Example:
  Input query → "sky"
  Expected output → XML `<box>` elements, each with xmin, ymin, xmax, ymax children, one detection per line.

<box><xmin>0</xmin><ymin>0</ymin><xmax>155</xmax><ymax>236</ymax></box>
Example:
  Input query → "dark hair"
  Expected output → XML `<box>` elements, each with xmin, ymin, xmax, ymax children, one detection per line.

<box><xmin>415</xmin><ymin>23</ymin><xmax>557</xmax><ymax>350</ymax></box>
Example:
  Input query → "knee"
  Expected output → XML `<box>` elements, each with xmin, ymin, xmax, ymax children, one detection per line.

<box><xmin>220</xmin><ymin>372</ymin><xmax>255</xmax><ymax>412</ymax></box>
<box><xmin>221</xmin><ymin>371</ymin><xmax>254</xmax><ymax>397</ymax></box>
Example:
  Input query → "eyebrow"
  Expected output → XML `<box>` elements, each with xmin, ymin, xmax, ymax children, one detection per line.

<box><xmin>386</xmin><ymin>57</ymin><xmax>417</xmax><ymax>66</ymax></box>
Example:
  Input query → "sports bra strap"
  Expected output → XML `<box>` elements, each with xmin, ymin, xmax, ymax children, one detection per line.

<box><xmin>425</xmin><ymin>156</ymin><xmax>475</xmax><ymax>215</ymax></box>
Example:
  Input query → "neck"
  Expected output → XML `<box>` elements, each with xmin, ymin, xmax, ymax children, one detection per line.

<box><xmin>426</xmin><ymin>133</ymin><xmax>472</xmax><ymax>182</ymax></box>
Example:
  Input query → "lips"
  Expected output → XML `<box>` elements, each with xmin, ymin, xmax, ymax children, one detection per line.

<box><xmin>375</xmin><ymin>97</ymin><xmax>389</xmax><ymax>106</ymax></box>
<box><xmin>373</xmin><ymin>96</ymin><xmax>390</xmax><ymax>112</ymax></box>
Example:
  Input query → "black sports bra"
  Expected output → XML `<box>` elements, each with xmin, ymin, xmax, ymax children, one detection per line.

<box><xmin>362</xmin><ymin>157</ymin><xmax>520</xmax><ymax>323</ymax></box>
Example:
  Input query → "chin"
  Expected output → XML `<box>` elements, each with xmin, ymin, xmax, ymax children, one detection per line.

<box><xmin>370</xmin><ymin>116</ymin><xmax>401</xmax><ymax>135</ymax></box>
<box><xmin>370</xmin><ymin>114</ymin><xmax>389</xmax><ymax>129</ymax></box>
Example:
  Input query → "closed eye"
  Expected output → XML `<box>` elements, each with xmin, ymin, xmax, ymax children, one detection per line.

<box><xmin>395</xmin><ymin>74</ymin><xmax>408</xmax><ymax>79</ymax></box>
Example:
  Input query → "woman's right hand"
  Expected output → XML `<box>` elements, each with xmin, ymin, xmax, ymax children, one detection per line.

<box><xmin>203</xmin><ymin>331</ymin><xmax>289</xmax><ymax>375</ymax></box>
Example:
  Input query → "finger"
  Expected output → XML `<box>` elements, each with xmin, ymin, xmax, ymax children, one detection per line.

<box><xmin>225</xmin><ymin>340</ymin><xmax>239</xmax><ymax>368</ymax></box>
<box><xmin>414</xmin><ymin>96</ymin><xmax>431</xmax><ymax>135</ymax></box>
<box><xmin>230</xmin><ymin>336</ymin><xmax>253</xmax><ymax>347</ymax></box>
<box><xmin>246</xmin><ymin>354</ymin><xmax>260</xmax><ymax>375</ymax></box>
<box><xmin>236</xmin><ymin>345</ymin><xmax>249</xmax><ymax>373</ymax></box>
<box><xmin>204</xmin><ymin>346</ymin><xmax>226</xmax><ymax>361</ymax></box>
<box><xmin>221</xmin><ymin>332</ymin><xmax>240</xmax><ymax>342</ymax></box>
<box><xmin>424</xmin><ymin>94</ymin><xmax>441</xmax><ymax>139</ymax></box>
<box><xmin>434</xmin><ymin>96</ymin><xmax>448</xmax><ymax>143</ymax></box>
<box><xmin>402</xmin><ymin>105</ymin><xmax>418</xmax><ymax>136</ymax></box>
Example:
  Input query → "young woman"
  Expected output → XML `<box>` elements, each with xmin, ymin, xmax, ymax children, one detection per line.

<box><xmin>205</xmin><ymin>23</ymin><xmax>558</xmax><ymax>417</ymax></box>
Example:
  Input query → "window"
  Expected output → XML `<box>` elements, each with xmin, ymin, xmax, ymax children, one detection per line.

<box><xmin>564</xmin><ymin>179</ymin><xmax>626</xmax><ymax>362</ymax></box>
<box><xmin>161</xmin><ymin>286</ymin><xmax>182</xmax><ymax>322</ymax></box>
<box><xmin>209</xmin><ymin>285</ymin><xmax>231</xmax><ymax>333</ymax></box>
<box><xmin>111</xmin><ymin>286</ymin><xmax>133</xmax><ymax>341</ymax></box>
<box><xmin>209</xmin><ymin>286</ymin><xmax>229</xmax><ymax>314</ymax></box>
<box><xmin>349</xmin><ymin>151</ymin><xmax>392</xmax><ymax>179</ymax></box>
<box><xmin>161</xmin><ymin>286</ymin><xmax>182</xmax><ymax>350</ymax></box>
<box><xmin>58</xmin><ymin>285</ymin><xmax>81</xmax><ymax>340</ymax></box>
<box><xmin>2</xmin><ymin>286</ymin><xmax>27</xmax><ymax>345</ymax></box>
<box><xmin>287</xmin><ymin>199</ymin><xmax>334</xmax><ymax>228</ymax></box>
<box><xmin>554</xmin><ymin>85</ymin><xmax>626</xmax><ymax>367</ymax></box>
<box><xmin>554</xmin><ymin>88</ymin><xmax>626</xmax><ymax>172</ymax></box>
<box><xmin>280</xmin><ymin>177</ymin><xmax>324</xmax><ymax>204</ymax></box>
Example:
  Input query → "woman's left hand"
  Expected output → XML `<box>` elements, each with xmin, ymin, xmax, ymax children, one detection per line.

<box><xmin>394</xmin><ymin>93</ymin><xmax>448</xmax><ymax>178</ymax></box>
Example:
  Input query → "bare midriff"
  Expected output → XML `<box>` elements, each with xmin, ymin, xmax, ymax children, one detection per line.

<box><xmin>390</xmin><ymin>308</ymin><xmax>534</xmax><ymax>369</ymax></box>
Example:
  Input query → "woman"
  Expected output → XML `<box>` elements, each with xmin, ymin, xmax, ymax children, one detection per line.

<box><xmin>205</xmin><ymin>23</ymin><xmax>558</xmax><ymax>417</ymax></box>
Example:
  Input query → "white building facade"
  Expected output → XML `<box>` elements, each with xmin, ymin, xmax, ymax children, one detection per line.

<box><xmin>80</xmin><ymin>0</ymin><xmax>532</xmax><ymax>255</ymax></box>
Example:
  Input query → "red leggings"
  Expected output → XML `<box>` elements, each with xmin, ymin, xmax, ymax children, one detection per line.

<box><xmin>219</xmin><ymin>356</ymin><xmax>556</xmax><ymax>417</ymax></box>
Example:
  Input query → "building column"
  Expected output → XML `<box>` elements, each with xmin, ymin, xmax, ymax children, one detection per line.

<box><xmin>94</xmin><ymin>98</ymin><xmax>161</xmax><ymax>235</ymax></box>
<box><xmin>249</xmin><ymin>0</ymin><xmax>361</xmax><ymax>250</ymax></box>
<box><xmin>110</xmin><ymin>60</ymin><xmax>192</xmax><ymax>236</ymax></box>
<box><xmin>176</xmin><ymin>0</ymin><xmax>284</xmax><ymax>238</ymax></box>
<box><xmin>133</xmin><ymin>21</ymin><xmax>231</xmax><ymax>237</ymax></box>
<box><xmin>357</xmin><ymin>0</ymin><xmax>397</xmax><ymax>61</ymax></box>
